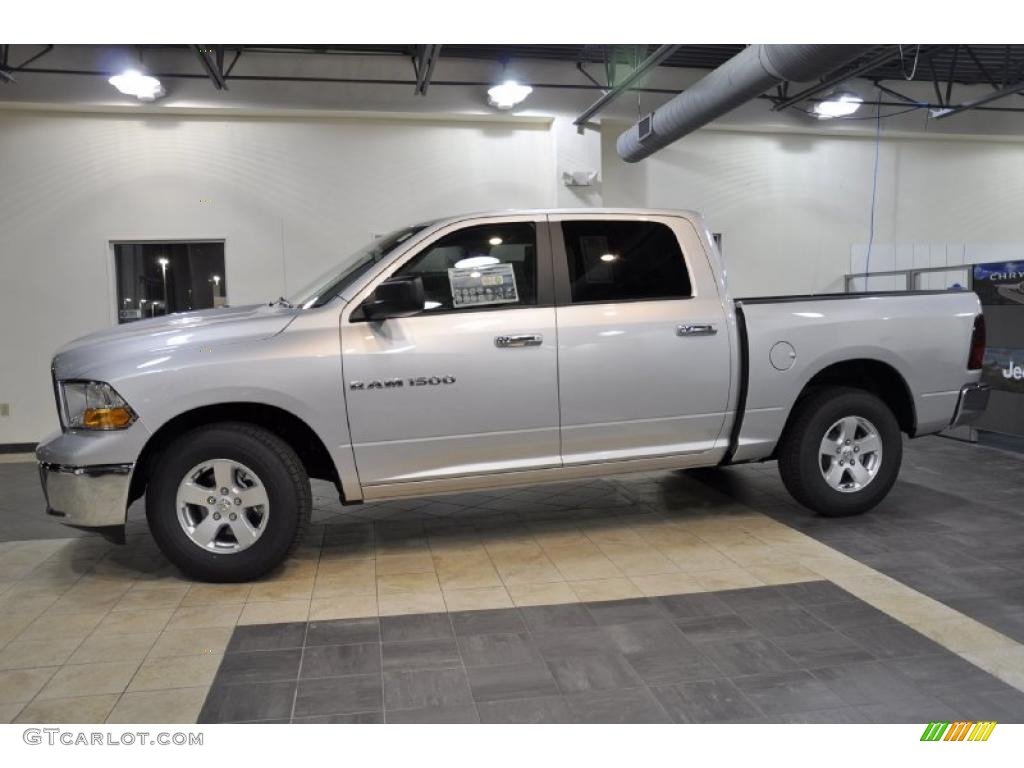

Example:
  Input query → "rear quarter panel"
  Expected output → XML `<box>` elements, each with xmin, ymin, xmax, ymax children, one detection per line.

<box><xmin>732</xmin><ymin>291</ymin><xmax>982</xmax><ymax>462</ymax></box>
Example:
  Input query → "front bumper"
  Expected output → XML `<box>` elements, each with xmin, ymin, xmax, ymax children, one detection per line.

<box><xmin>39</xmin><ymin>462</ymin><xmax>133</xmax><ymax>531</ymax></box>
<box><xmin>950</xmin><ymin>383</ymin><xmax>991</xmax><ymax>428</ymax></box>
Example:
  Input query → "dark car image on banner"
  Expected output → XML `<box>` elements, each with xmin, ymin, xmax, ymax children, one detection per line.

<box><xmin>972</xmin><ymin>261</ymin><xmax>1024</xmax><ymax>305</ymax></box>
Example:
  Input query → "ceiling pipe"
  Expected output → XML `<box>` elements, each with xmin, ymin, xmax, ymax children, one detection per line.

<box><xmin>616</xmin><ymin>44</ymin><xmax>875</xmax><ymax>162</ymax></box>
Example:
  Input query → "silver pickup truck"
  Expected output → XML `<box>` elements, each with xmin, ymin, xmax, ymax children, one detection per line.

<box><xmin>37</xmin><ymin>209</ymin><xmax>990</xmax><ymax>581</ymax></box>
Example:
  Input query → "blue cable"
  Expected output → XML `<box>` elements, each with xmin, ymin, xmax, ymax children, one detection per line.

<box><xmin>864</xmin><ymin>89</ymin><xmax>882</xmax><ymax>286</ymax></box>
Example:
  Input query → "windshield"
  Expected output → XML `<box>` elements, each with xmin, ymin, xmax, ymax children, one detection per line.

<box><xmin>288</xmin><ymin>223</ymin><xmax>432</xmax><ymax>309</ymax></box>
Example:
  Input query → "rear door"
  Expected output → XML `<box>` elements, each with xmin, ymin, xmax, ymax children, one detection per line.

<box><xmin>549</xmin><ymin>214</ymin><xmax>732</xmax><ymax>464</ymax></box>
<box><xmin>340</xmin><ymin>216</ymin><xmax>560</xmax><ymax>487</ymax></box>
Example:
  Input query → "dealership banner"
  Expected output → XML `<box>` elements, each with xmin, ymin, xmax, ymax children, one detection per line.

<box><xmin>972</xmin><ymin>261</ymin><xmax>1024</xmax><ymax>306</ymax></box>
<box><xmin>981</xmin><ymin>347</ymin><xmax>1024</xmax><ymax>394</ymax></box>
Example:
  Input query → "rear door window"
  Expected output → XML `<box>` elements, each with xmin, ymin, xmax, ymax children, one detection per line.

<box><xmin>560</xmin><ymin>220</ymin><xmax>692</xmax><ymax>303</ymax></box>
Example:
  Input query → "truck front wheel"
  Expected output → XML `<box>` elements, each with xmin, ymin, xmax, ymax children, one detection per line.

<box><xmin>777</xmin><ymin>386</ymin><xmax>902</xmax><ymax>517</ymax></box>
<box><xmin>146</xmin><ymin>422</ymin><xmax>312</xmax><ymax>582</ymax></box>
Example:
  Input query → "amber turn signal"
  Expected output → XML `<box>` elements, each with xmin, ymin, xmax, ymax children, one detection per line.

<box><xmin>82</xmin><ymin>407</ymin><xmax>135</xmax><ymax>429</ymax></box>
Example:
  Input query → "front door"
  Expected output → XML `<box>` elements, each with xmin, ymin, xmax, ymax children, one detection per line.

<box><xmin>550</xmin><ymin>214</ymin><xmax>732</xmax><ymax>464</ymax></box>
<box><xmin>341</xmin><ymin>217</ymin><xmax>560</xmax><ymax>487</ymax></box>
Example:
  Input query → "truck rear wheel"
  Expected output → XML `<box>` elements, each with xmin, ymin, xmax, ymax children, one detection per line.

<box><xmin>146</xmin><ymin>422</ymin><xmax>311</xmax><ymax>582</ymax></box>
<box><xmin>777</xmin><ymin>386</ymin><xmax>901</xmax><ymax>517</ymax></box>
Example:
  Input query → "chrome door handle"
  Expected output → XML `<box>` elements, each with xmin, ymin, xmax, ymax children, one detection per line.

<box><xmin>495</xmin><ymin>334</ymin><xmax>543</xmax><ymax>348</ymax></box>
<box><xmin>677</xmin><ymin>323</ymin><xmax>717</xmax><ymax>336</ymax></box>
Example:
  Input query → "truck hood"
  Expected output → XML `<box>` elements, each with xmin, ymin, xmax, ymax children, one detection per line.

<box><xmin>52</xmin><ymin>304</ymin><xmax>299</xmax><ymax>380</ymax></box>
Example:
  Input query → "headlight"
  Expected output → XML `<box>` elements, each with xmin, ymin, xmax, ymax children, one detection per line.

<box><xmin>60</xmin><ymin>381</ymin><xmax>136</xmax><ymax>430</ymax></box>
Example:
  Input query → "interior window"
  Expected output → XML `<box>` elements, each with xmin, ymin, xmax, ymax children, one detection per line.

<box><xmin>561</xmin><ymin>220</ymin><xmax>692</xmax><ymax>303</ymax></box>
<box><xmin>394</xmin><ymin>222</ymin><xmax>537</xmax><ymax>312</ymax></box>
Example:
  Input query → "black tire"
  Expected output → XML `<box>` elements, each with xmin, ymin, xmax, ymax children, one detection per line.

<box><xmin>777</xmin><ymin>386</ymin><xmax>902</xmax><ymax>517</ymax></box>
<box><xmin>146</xmin><ymin>422</ymin><xmax>311</xmax><ymax>582</ymax></box>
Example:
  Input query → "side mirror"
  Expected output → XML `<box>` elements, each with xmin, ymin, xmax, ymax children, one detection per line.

<box><xmin>362</xmin><ymin>276</ymin><xmax>425</xmax><ymax>321</ymax></box>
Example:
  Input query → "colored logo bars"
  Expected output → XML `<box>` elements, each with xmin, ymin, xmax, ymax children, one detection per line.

<box><xmin>921</xmin><ymin>721</ymin><xmax>997</xmax><ymax>742</ymax></box>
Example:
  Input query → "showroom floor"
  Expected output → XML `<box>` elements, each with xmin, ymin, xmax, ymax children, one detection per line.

<box><xmin>1</xmin><ymin>437</ymin><xmax>1023</xmax><ymax>724</ymax></box>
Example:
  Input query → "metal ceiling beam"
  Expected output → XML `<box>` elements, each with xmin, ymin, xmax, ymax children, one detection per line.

<box><xmin>412</xmin><ymin>45</ymin><xmax>442</xmax><ymax>96</ymax></box>
<box><xmin>934</xmin><ymin>76</ymin><xmax>1024</xmax><ymax>119</ymax></box>
<box><xmin>573</xmin><ymin>44</ymin><xmax>679</xmax><ymax>131</ymax></box>
<box><xmin>0</xmin><ymin>45</ymin><xmax>12</xmax><ymax>83</ymax></box>
<box><xmin>191</xmin><ymin>45</ymin><xmax>228</xmax><ymax>90</ymax></box>
<box><xmin>771</xmin><ymin>45</ymin><xmax>904</xmax><ymax>111</ymax></box>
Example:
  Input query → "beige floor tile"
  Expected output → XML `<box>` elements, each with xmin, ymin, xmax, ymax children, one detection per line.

<box><xmin>15</xmin><ymin>694</ymin><xmax>119</xmax><ymax>724</ymax></box>
<box><xmin>17</xmin><ymin>610</ymin><xmax>109</xmax><ymax>645</ymax></box>
<box><xmin>180</xmin><ymin>583</ymin><xmax>253</xmax><ymax>607</ymax></box>
<box><xmin>506</xmin><ymin>581</ymin><xmax>578</xmax><ymax>607</ymax></box>
<box><xmin>166</xmin><ymin>603</ymin><xmax>243</xmax><ymax>631</ymax></box>
<box><xmin>148</xmin><ymin>626</ymin><xmax>234</xmax><ymax>659</ymax></box>
<box><xmin>94</xmin><ymin>607</ymin><xmax>175</xmax><ymax>636</ymax></box>
<box><xmin>746</xmin><ymin>563</ymin><xmax>821</xmax><ymax>585</ymax></box>
<box><xmin>36</xmin><ymin>660</ymin><xmax>140</xmax><ymax>699</ymax></box>
<box><xmin>658</xmin><ymin>543</ymin><xmax>736</xmax><ymax>573</ymax></box>
<box><xmin>237</xmin><ymin>600</ymin><xmax>310</xmax><ymax>625</ymax></box>
<box><xmin>112</xmin><ymin>587</ymin><xmax>187</xmax><ymax>612</ymax></box>
<box><xmin>264</xmin><ymin>559</ymin><xmax>319</xmax><ymax>582</ymax></box>
<box><xmin>442</xmin><ymin>587</ymin><xmax>514</xmax><ymax>612</ymax></box>
<box><xmin>490</xmin><ymin>550</ymin><xmax>564</xmax><ymax>585</ymax></box>
<box><xmin>0</xmin><ymin>637</ymin><xmax>82</xmax><ymax>670</ymax></box>
<box><xmin>309</xmin><ymin>595</ymin><xmax>379</xmax><ymax>621</ymax></box>
<box><xmin>629</xmin><ymin>572</ymin><xmax>703</xmax><ymax>597</ymax></box>
<box><xmin>316</xmin><ymin>558</ymin><xmax>375</xmax><ymax>580</ymax></box>
<box><xmin>313</xmin><ymin>575</ymin><xmax>377</xmax><ymax>599</ymax></box>
<box><xmin>107</xmin><ymin>687</ymin><xmax>208</xmax><ymax>724</ymax></box>
<box><xmin>248</xmin><ymin>579</ymin><xmax>314</xmax><ymax>602</ymax></box>
<box><xmin>544</xmin><ymin>545</ymin><xmax>623</xmax><ymax>581</ymax></box>
<box><xmin>595</xmin><ymin>542</ymin><xmax>678</xmax><ymax>576</ymax></box>
<box><xmin>69</xmin><ymin>632</ymin><xmax>160</xmax><ymax>665</ymax></box>
<box><xmin>377</xmin><ymin>591</ymin><xmax>446</xmax><ymax>616</ymax></box>
<box><xmin>960</xmin><ymin>647</ymin><xmax>1024</xmax><ymax>691</ymax></box>
<box><xmin>128</xmin><ymin>653</ymin><xmax>223</xmax><ymax>692</ymax></box>
<box><xmin>570</xmin><ymin>577</ymin><xmax>643</xmax><ymax>602</ymax></box>
<box><xmin>0</xmin><ymin>666</ymin><xmax>58</xmax><ymax>704</ymax></box>
<box><xmin>691</xmin><ymin>568</ymin><xmax>765</xmax><ymax>591</ymax></box>
<box><xmin>377</xmin><ymin>572</ymin><xmax>441</xmax><ymax>595</ymax></box>
<box><xmin>375</xmin><ymin>551</ymin><xmax>436</xmax><ymax>575</ymax></box>
<box><xmin>0</xmin><ymin>702</ymin><xmax>24</xmax><ymax>723</ymax></box>
<box><xmin>914</xmin><ymin>617</ymin><xmax>1013</xmax><ymax>654</ymax></box>
<box><xmin>46</xmin><ymin>583</ymin><xmax>133</xmax><ymax>614</ymax></box>
<box><xmin>716</xmin><ymin>542</ymin><xmax>793</xmax><ymax>568</ymax></box>
<box><xmin>433</xmin><ymin>554</ymin><xmax>503</xmax><ymax>589</ymax></box>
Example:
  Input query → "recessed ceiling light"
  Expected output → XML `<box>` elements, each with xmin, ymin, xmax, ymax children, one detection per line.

<box><xmin>109</xmin><ymin>70</ymin><xmax>165</xmax><ymax>102</ymax></box>
<box><xmin>488</xmin><ymin>237</ymin><xmax>503</xmax><ymax>246</ymax></box>
<box><xmin>454</xmin><ymin>256</ymin><xmax>500</xmax><ymax>269</ymax></box>
<box><xmin>487</xmin><ymin>80</ymin><xmax>532</xmax><ymax>110</ymax></box>
<box><xmin>813</xmin><ymin>91</ymin><xmax>863</xmax><ymax>119</ymax></box>
<box><xmin>600</xmin><ymin>254</ymin><xmax>617</xmax><ymax>262</ymax></box>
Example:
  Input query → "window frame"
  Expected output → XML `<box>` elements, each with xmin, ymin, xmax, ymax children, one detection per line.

<box><xmin>550</xmin><ymin>218</ymin><xmax>696</xmax><ymax>306</ymax></box>
<box><xmin>346</xmin><ymin>216</ymin><xmax>556</xmax><ymax>323</ymax></box>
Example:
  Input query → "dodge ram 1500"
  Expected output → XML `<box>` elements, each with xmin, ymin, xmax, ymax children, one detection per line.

<box><xmin>37</xmin><ymin>209</ymin><xmax>990</xmax><ymax>580</ymax></box>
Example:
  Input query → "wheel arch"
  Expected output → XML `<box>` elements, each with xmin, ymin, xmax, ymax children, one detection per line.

<box><xmin>779</xmin><ymin>358</ymin><xmax>917</xmax><ymax>452</ymax></box>
<box><xmin>128</xmin><ymin>402</ymin><xmax>341</xmax><ymax>505</ymax></box>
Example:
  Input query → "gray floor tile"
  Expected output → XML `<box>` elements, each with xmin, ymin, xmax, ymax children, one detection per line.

<box><xmin>812</xmin><ymin>661</ymin><xmax>933</xmax><ymax>706</ymax></box>
<box><xmin>467</xmin><ymin>662</ymin><xmax>561</xmax><ymax>702</ymax></box>
<box><xmin>199</xmin><ymin>680</ymin><xmax>297</xmax><ymax>723</ymax></box>
<box><xmin>379</xmin><ymin>613</ymin><xmax>453</xmax><ymax>642</ymax></box>
<box><xmin>740</xmin><ymin>606</ymin><xmax>832</xmax><ymax>638</ymax></box>
<box><xmin>305</xmin><ymin>617</ymin><xmax>380</xmax><ymax>647</ymax></box>
<box><xmin>585</xmin><ymin>598</ymin><xmax>663</xmax><ymax>625</ymax></box>
<box><xmin>602</xmin><ymin>619</ymin><xmax>690</xmax><ymax>655</ymax></box>
<box><xmin>383</xmin><ymin>667</ymin><xmax>473</xmax><ymax>711</ymax></box>
<box><xmin>520</xmin><ymin>603</ymin><xmax>596</xmax><ymax>632</ymax></box>
<box><xmin>533</xmin><ymin>627</ymin><xmax>617</xmax><ymax>658</ymax></box>
<box><xmin>386</xmin><ymin>704</ymin><xmax>480</xmax><ymax>724</ymax></box>
<box><xmin>885</xmin><ymin>654</ymin><xmax>1012</xmax><ymax>697</ymax></box>
<box><xmin>772</xmin><ymin>581</ymin><xmax>858</xmax><ymax>607</ymax></box>
<box><xmin>294</xmin><ymin>674</ymin><xmax>383</xmax><ymax>718</ymax></box>
<box><xmin>772</xmin><ymin>707</ymin><xmax>869</xmax><ymax>724</ymax></box>
<box><xmin>716</xmin><ymin>586</ymin><xmax>798</xmax><ymax>614</ymax></box>
<box><xmin>477</xmin><ymin>696</ymin><xmax>574</xmax><ymax>724</ymax></box>
<box><xmin>692</xmin><ymin>636</ymin><xmax>798</xmax><ymax>677</ymax></box>
<box><xmin>839</xmin><ymin>622</ymin><xmax>947</xmax><ymax>659</ymax></box>
<box><xmin>673</xmin><ymin>613</ymin><xmax>756</xmax><ymax>641</ymax></box>
<box><xmin>457</xmin><ymin>632</ymin><xmax>541</xmax><ymax>668</ymax></box>
<box><xmin>292</xmin><ymin>712</ymin><xmax>384</xmax><ymax>723</ymax></box>
<box><xmin>566</xmin><ymin>687</ymin><xmax>672</xmax><ymax>724</ymax></box>
<box><xmin>227</xmin><ymin>622</ymin><xmax>307</xmax><ymax>653</ymax></box>
<box><xmin>216</xmin><ymin>648</ymin><xmax>303</xmax><ymax>686</ymax></box>
<box><xmin>732</xmin><ymin>670</ymin><xmax>847</xmax><ymax>715</ymax></box>
<box><xmin>450</xmin><ymin>607</ymin><xmax>526</xmax><ymax>637</ymax></box>
<box><xmin>804</xmin><ymin>600</ymin><xmax>893</xmax><ymax>629</ymax></box>
<box><xmin>857</xmin><ymin>696</ymin><xmax>959</xmax><ymax>724</ymax></box>
<box><xmin>381</xmin><ymin>638</ymin><xmax>461</xmax><ymax>672</ymax></box>
<box><xmin>651</xmin><ymin>679</ymin><xmax>763</xmax><ymax>723</ymax></box>
<box><xmin>773</xmin><ymin>630</ymin><xmax>876</xmax><ymax>669</ymax></box>
<box><xmin>546</xmin><ymin>652</ymin><xmax>643</xmax><ymax>693</ymax></box>
<box><xmin>653</xmin><ymin>591</ymin><xmax>734</xmax><ymax>620</ymax></box>
<box><xmin>301</xmin><ymin>643</ymin><xmax>381</xmax><ymax>679</ymax></box>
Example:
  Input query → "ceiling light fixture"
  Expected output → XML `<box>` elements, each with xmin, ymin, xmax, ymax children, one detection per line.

<box><xmin>109</xmin><ymin>70</ymin><xmax>165</xmax><ymax>102</ymax></box>
<box><xmin>600</xmin><ymin>254</ymin><xmax>618</xmax><ymax>262</ymax></box>
<box><xmin>487</xmin><ymin>80</ymin><xmax>532</xmax><ymax>110</ymax></box>
<box><xmin>813</xmin><ymin>91</ymin><xmax>863</xmax><ymax>119</ymax></box>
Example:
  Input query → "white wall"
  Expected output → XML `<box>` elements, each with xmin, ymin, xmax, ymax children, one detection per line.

<box><xmin>0</xmin><ymin>110</ymin><xmax>555</xmax><ymax>443</ymax></box>
<box><xmin>601</xmin><ymin>125</ymin><xmax>1024</xmax><ymax>298</ymax></box>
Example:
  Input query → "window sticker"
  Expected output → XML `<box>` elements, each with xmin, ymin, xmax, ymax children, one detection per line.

<box><xmin>448</xmin><ymin>262</ymin><xmax>519</xmax><ymax>308</ymax></box>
